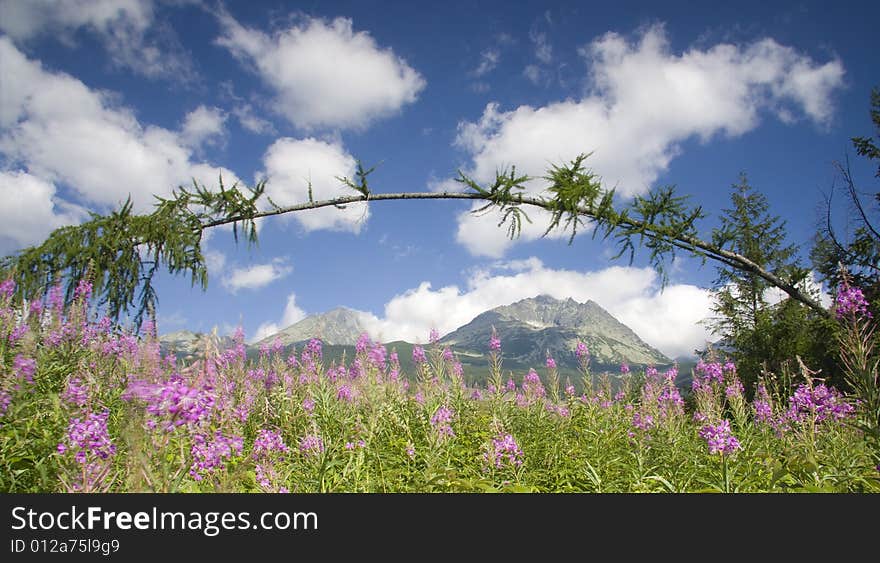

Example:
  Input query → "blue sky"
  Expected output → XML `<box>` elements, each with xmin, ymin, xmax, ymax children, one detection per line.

<box><xmin>0</xmin><ymin>0</ymin><xmax>877</xmax><ymax>358</ymax></box>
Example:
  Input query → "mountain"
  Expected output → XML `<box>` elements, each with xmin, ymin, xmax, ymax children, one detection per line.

<box><xmin>159</xmin><ymin>329</ymin><xmax>234</xmax><ymax>362</ymax></box>
<box><xmin>253</xmin><ymin>307</ymin><xmax>368</xmax><ymax>347</ymax></box>
<box><xmin>440</xmin><ymin>295</ymin><xmax>670</xmax><ymax>370</ymax></box>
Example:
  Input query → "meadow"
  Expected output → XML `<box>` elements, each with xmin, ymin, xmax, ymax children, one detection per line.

<box><xmin>1</xmin><ymin>278</ymin><xmax>877</xmax><ymax>493</ymax></box>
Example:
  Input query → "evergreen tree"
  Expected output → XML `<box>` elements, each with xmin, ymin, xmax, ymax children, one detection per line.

<box><xmin>709</xmin><ymin>175</ymin><xmax>833</xmax><ymax>390</ymax></box>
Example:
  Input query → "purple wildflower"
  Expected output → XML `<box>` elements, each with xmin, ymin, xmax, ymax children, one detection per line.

<box><xmin>336</xmin><ymin>384</ymin><xmax>354</xmax><ymax>403</ymax></box>
<box><xmin>699</xmin><ymin>420</ymin><xmax>742</xmax><ymax>456</ymax></box>
<box><xmin>0</xmin><ymin>278</ymin><xmax>14</xmax><ymax>300</ymax></box>
<box><xmin>13</xmin><ymin>355</ymin><xmax>36</xmax><ymax>387</ymax></box>
<box><xmin>0</xmin><ymin>390</ymin><xmax>10</xmax><ymax>417</ymax></box>
<box><xmin>489</xmin><ymin>330</ymin><xmax>501</xmax><ymax>352</ymax></box>
<box><xmin>368</xmin><ymin>343</ymin><xmax>387</xmax><ymax>370</ymax></box>
<box><xmin>786</xmin><ymin>383</ymin><xmax>854</xmax><ymax>424</ymax></box>
<box><xmin>620</xmin><ymin>362</ymin><xmax>630</xmax><ymax>375</ymax></box>
<box><xmin>298</xmin><ymin>434</ymin><xmax>325</xmax><ymax>458</ymax></box>
<box><xmin>143</xmin><ymin>380</ymin><xmax>215</xmax><ymax>431</ymax></box>
<box><xmin>61</xmin><ymin>377</ymin><xmax>89</xmax><ymax>407</ymax></box>
<box><xmin>189</xmin><ymin>432</ymin><xmax>243</xmax><ymax>481</ymax></box>
<box><xmin>752</xmin><ymin>384</ymin><xmax>774</xmax><ymax>425</ymax></box>
<box><xmin>302</xmin><ymin>397</ymin><xmax>315</xmax><ymax>413</ymax></box>
<box><xmin>58</xmin><ymin>410</ymin><xmax>116</xmax><ymax>463</ymax></box>
<box><xmin>442</xmin><ymin>347</ymin><xmax>454</xmax><ymax>362</ymax></box>
<box><xmin>835</xmin><ymin>283</ymin><xmax>872</xmax><ymax>320</ymax></box>
<box><xmin>546</xmin><ymin>356</ymin><xmax>556</xmax><ymax>369</ymax></box>
<box><xmin>429</xmin><ymin>328</ymin><xmax>440</xmax><ymax>345</ymax></box>
<box><xmin>484</xmin><ymin>433</ymin><xmax>524</xmax><ymax>470</ymax></box>
<box><xmin>430</xmin><ymin>405</ymin><xmax>455</xmax><ymax>439</ymax></box>
<box><xmin>412</xmin><ymin>345</ymin><xmax>427</xmax><ymax>364</ymax></box>
<box><xmin>575</xmin><ymin>342</ymin><xmax>589</xmax><ymax>361</ymax></box>
<box><xmin>252</xmin><ymin>429</ymin><xmax>289</xmax><ymax>459</ymax></box>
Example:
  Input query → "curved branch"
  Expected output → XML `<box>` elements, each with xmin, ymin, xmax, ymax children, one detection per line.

<box><xmin>203</xmin><ymin>190</ymin><xmax>830</xmax><ymax>317</ymax></box>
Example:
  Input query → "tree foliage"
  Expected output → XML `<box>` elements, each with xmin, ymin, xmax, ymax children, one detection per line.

<box><xmin>812</xmin><ymin>86</ymin><xmax>880</xmax><ymax>315</ymax></box>
<box><xmin>0</xmin><ymin>177</ymin><xmax>268</xmax><ymax>328</ymax></box>
<box><xmin>707</xmin><ymin>175</ymin><xmax>834</xmax><ymax>389</ymax></box>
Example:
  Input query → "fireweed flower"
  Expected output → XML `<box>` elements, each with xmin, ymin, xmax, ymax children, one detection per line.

<box><xmin>430</xmin><ymin>405</ymin><xmax>455</xmax><ymax>439</ymax></box>
<box><xmin>442</xmin><ymin>347</ymin><xmax>454</xmax><ymax>362</ymax></box>
<box><xmin>786</xmin><ymin>383</ymin><xmax>854</xmax><ymax>425</ymax></box>
<box><xmin>252</xmin><ymin>429</ymin><xmax>289</xmax><ymax>459</ymax></box>
<box><xmin>0</xmin><ymin>390</ymin><xmax>10</xmax><ymax>417</ymax></box>
<box><xmin>835</xmin><ymin>283</ymin><xmax>872</xmax><ymax>320</ymax></box>
<box><xmin>13</xmin><ymin>355</ymin><xmax>36</xmax><ymax>388</ymax></box>
<box><xmin>699</xmin><ymin>420</ymin><xmax>742</xmax><ymax>456</ymax></box>
<box><xmin>565</xmin><ymin>385</ymin><xmax>576</xmax><ymax>397</ymax></box>
<box><xmin>299</xmin><ymin>434</ymin><xmax>325</xmax><ymax>458</ymax></box>
<box><xmin>336</xmin><ymin>384</ymin><xmax>354</xmax><ymax>403</ymax></box>
<box><xmin>302</xmin><ymin>397</ymin><xmax>315</xmax><ymax>413</ymax></box>
<box><xmin>61</xmin><ymin>377</ymin><xmax>89</xmax><ymax>407</ymax></box>
<box><xmin>0</xmin><ymin>277</ymin><xmax>14</xmax><ymax>300</ymax></box>
<box><xmin>546</xmin><ymin>356</ymin><xmax>556</xmax><ymax>369</ymax></box>
<box><xmin>189</xmin><ymin>432</ymin><xmax>244</xmax><ymax>481</ymax></box>
<box><xmin>368</xmin><ymin>343</ymin><xmax>387</xmax><ymax>371</ymax></box>
<box><xmin>694</xmin><ymin>360</ymin><xmax>724</xmax><ymax>385</ymax></box>
<box><xmin>520</xmin><ymin>369</ymin><xmax>546</xmax><ymax>404</ymax></box>
<box><xmin>632</xmin><ymin>412</ymin><xmax>655</xmax><ymax>431</ymax></box>
<box><xmin>429</xmin><ymin>328</ymin><xmax>440</xmax><ymax>345</ymax></box>
<box><xmin>489</xmin><ymin>331</ymin><xmax>501</xmax><ymax>352</ymax></box>
<box><xmin>57</xmin><ymin>410</ymin><xmax>116</xmax><ymax>464</ymax></box>
<box><xmin>142</xmin><ymin>380</ymin><xmax>215</xmax><ymax>431</ymax></box>
<box><xmin>483</xmin><ymin>433</ymin><xmax>524</xmax><ymax>470</ymax></box>
<box><xmin>620</xmin><ymin>362</ymin><xmax>630</xmax><ymax>375</ymax></box>
<box><xmin>725</xmin><ymin>379</ymin><xmax>745</xmax><ymax>400</ymax></box>
<box><xmin>412</xmin><ymin>345</ymin><xmax>427</xmax><ymax>364</ymax></box>
<box><xmin>575</xmin><ymin>342</ymin><xmax>589</xmax><ymax>361</ymax></box>
<box><xmin>356</xmin><ymin>333</ymin><xmax>371</xmax><ymax>354</ymax></box>
<box><xmin>752</xmin><ymin>383</ymin><xmax>774</xmax><ymax>426</ymax></box>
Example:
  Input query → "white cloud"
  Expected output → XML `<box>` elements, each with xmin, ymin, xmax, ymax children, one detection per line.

<box><xmin>523</xmin><ymin>64</ymin><xmax>544</xmax><ymax>85</ymax></box>
<box><xmin>472</xmin><ymin>48</ymin><xmax>500</xmax><ymax>77</ymax></box>
<box><xmin>180</xmin><ymin>105</ymin><xmax>227</xmax><ymax>149</ymax></box>
<box><xmin>216</xmin><ymin>13</ymin><xmax>425</xmax><ymax>130</ymax></box>
<box><xmin>451</xmin><ymin>25</ymin><xmax>845</xmax><ymax>257</ymax></box>
<box><xmin>261</xmin><ymin>137</ymin><xmax>368</xmax><ymax>233</ymax></box>
<box><xmin>222</xmin><ymin>258</ymin><xmax>293</xmax><ymax>293</ymax></box>
<box><xmin>0</xmin><ymin>170</ymin><xmax>88</xmax><ymax>253</ymax></box>
<box><xmin>231</xmin><ymin>104</ymin><xmax>276</xmax><ymax>135</ymax></box>
<box><xmin>0</xmin><ymin>0</ymin><xmax>195</xmax><ymax>80</ymax></box>
<box><xmin>0</xmin><ymin>37</ymin><xmax>240</xmax><ymax>250</ymax></box>
<box><xmin>251</xmin><ymin>292</ymin><xmax>308</xmax><ymax>343</ymax></box>
<box><xmin>530</xmin><ymin>29</ymin><xmax>552</xmax><ymax>64</ymax></box>
<box><xmin>357</xmin><ymin>257</ymin><xmax>713</xmax><ymax>358</ymax></box>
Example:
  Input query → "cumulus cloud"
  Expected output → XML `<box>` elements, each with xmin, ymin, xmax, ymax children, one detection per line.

<box><xmin>0</xmin><ymin>37</ymin><xmax>240</xmax><ymax>250</ymax></box>
<box><xmin>215</xmin><ymin>13</ymin><xmax>425</xmax><ymax>130</ymax></box>
<box><xmin>0</xmin><ymin>171</ymin><xmax>88</xmax><ymax>253</ymax></box>
<box><xmin>261</xmin><ymin>137</ymin><xmax>368</xmax><ymax>233</ymax></box>
<box><xmin>251</xmin><ymin>292</ymin><xmax>308</xmax><ymax>343</ymax></box>
<box><xmin>222</xmin><ymin>258</ymin><xmax>293</xmax><ymax>293</ymax></box>
<box><xmin>180</xmin><ymin>105</ymin><xmax>227</xmax><ymax>149</ymax></box>
<box><xmin>0</xmin><ymin>0</ymin><xmax>195</xmax><ymax>80</ymax></box>
<box><xmin>357</xmin><ymin>257</ymin><xmax>714</xmax><ymax>358</ymax></box>
<box><xmin>451</xmin><ymin>24</ymin><xmax>845</xmax><ymax>257</ymax></box>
